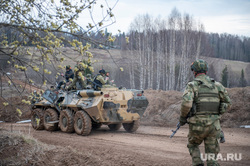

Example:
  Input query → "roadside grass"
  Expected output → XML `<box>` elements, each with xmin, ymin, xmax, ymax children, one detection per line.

<box><xmin>0</xmin><ymin>129</ymin><xmax>52</xmax><ymax>166</ymax></box>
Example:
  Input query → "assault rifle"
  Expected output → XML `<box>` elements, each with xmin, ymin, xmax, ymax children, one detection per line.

<box><xmin>170</xmin><ymin>103</ymin><xmax>195</xmax><ymax>138</ymax></box>
<box><xmin>169</xmin><ymin>122</ymin><xmax>181</xmax><ymax>138</ymax></box>
<box><xmin>86</xmin><ymin>78</ymin><xmax>102</xmax><ymax>90</ymax></box>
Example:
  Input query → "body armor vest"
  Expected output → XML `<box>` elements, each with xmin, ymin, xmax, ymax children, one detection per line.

<box><xmin>194</xmin><ymin>80</ymin><xmax>220</xmax><ymax>115</ymax></box>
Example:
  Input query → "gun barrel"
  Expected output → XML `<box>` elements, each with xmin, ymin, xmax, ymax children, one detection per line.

<box><xmin>170</xmin><ymin>133</ymin><xmax>175</xmax><ymax>138</ymax></box>
<box><xmin>169</xmin><ymin>122</ymin><xmax>181</xmax><ymax>138</ymax></box>
<box><xmin>78</xmin><ymin>90</ymin><xmax>103</xmax><ymax>97</ymax></box>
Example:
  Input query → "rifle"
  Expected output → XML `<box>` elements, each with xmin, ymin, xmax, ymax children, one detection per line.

<box><xmin>86</xmin><ymin>78</ymin><xmax>102</xmax><ymax>90</ymax></box>
<box><xmin>170</xmin><ymin>102</ymin><xmax>195</xmax><ymax>138</ymax></box>
<box><xmin>170</xmin><ymin>122</ymin><xmax>181</xmax><ymax>138</ymax></box>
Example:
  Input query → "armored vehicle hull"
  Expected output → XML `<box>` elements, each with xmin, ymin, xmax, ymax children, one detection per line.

<box><xmin>31</xmin><ymin>87</ymin><xmax>148</xmax><ymax>136</ymax></box>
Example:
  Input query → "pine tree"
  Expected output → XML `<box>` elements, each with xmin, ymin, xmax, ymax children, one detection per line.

<box><xmin>239</xmin><ymin>69</ymin><xmax>247</xmax><ymax>87</ymax></box>
<box><xmin>221</xmin><ymin>65</ymin><xmax>228</xmax><ymax>87</ymax></box>
<box><xmin>207</xmin><ymin>64</ymin><xmax>217</xmax><ymax>80</ymax></box>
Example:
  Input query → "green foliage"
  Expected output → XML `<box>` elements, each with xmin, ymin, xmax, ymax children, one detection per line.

<box><xmin>0</xmin><ymin>0</ymin><xmax>117</xmax><ymax>80</ymax></box>
<box><xmin>239</xmin><ymin>69</ymin><xmax>247</xmax><ymax>87</ymax></box>
<box><xmin>221</xmin><ymin>65</ymin><xmax>228</xmax><ymax>87</ymax></box>
<box><xmin>207</xmin><ymin>64</ymin><xmax>216</xmax><ymax>80</ymax></box>
<box><xmin>208</xmin><ymin>33</ymin><xmax>250</xmax><ymax>62</ymax></box>
<box><xmin>0</xmin><ymin>0</ymin><xmax>118</xmax><ymax>122</ymax></box>
<box><xmin>82</xmin><ymin>59</ymin><xmax>93</xmax><ymax>76</ymax></box>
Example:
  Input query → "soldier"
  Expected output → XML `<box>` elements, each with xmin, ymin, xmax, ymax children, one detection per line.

<box><xmin>93</xmin><ymin>69</ymin><xmax>109</xmax><ymax>90</ymax></box>
<box><xmin>56</xmin><ymin>65</ymin><xmax>74</xmax><ymax>90</ymax></box>
<box><xmin>67</xmin><ymin>62</ymin><xmax>87</xmax><ymax>90</ymax></box>
<box><xmin>179</xmin><ymin>59</ymin><xmax>231</xmax><ymax>166</ymax></box>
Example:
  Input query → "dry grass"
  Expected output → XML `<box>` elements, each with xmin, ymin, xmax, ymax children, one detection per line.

<box><xmin>0</xmin><ymin>129</ymin><xmax>53</xmax><ymax>166</ymax></box>
<box><xmin>0</xmin><ymin>128</ymin><xmax>105</xmax><ymax>166</ymax></box>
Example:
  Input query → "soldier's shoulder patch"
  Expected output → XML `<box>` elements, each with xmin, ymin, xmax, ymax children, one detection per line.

<box><xmin>187</xmin><ymin>81</ymin><xmax>195</xmax><ymax>87</ymax></box>
<box><xmin>214</xmin><ymin>81</ymin><xmax>223</xmax><ymax>89</ymax></box>
<box><xmin>214</xmin><ymin>81</ymin><xmax>222</xmax><ymax>86</ymax></box>
<box><xmin>215</xmin><ymin>81</ymin><xmax>228</xmax><ymax>93</ymax></box>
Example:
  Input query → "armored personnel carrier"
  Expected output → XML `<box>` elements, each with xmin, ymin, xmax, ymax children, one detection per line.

<box><xmin>31</xmin><ymin>86</ymin><xmax>148</xmax><ymax>136</ymax></box>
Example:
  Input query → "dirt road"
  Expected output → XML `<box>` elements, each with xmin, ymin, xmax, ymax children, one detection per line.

<box><xmin>1</xmin><ymin>123</ymin><xmax>249</xmax><ymax>166</ymax></box>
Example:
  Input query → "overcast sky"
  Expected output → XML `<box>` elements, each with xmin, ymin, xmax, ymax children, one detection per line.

<box><xmin>102</xmin><ymin>0</ymin><xmax>250</xmax><ymax>37</ymax></box>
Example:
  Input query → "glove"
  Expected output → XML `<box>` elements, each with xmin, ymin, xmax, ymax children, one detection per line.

<box><xmin>179</xmin><ymin>116</ymin><xmax>187</xmax><ymax>126</ymax></box>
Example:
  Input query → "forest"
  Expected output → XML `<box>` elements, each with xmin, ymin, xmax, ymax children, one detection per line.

<box><xmin>1</xmin><ymin>5</ymin><xmax>250</xmax><ymax>92</ymax></box>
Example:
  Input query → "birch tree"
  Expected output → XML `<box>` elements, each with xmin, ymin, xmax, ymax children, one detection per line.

<box><xmin>168</xmin><ymin>8</ymin><xmax>180</xmax><ymax>90</ymax></box>
<box><xmin>127</xmin><ymin>8</ymin><xmax>216</xmax><ymax>90</ymax></box>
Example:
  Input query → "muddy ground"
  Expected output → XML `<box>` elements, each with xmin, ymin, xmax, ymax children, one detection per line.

<box><xmin>0</xmin><ymin>123</ymin><xmax>249</xmax><ymax>166</ymax></box>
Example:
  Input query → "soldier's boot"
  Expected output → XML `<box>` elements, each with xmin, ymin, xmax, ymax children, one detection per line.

<box><xmin>207</xmin><ymin>162</ymin><xmax>220</xmax><ymax>166</ymax></box>
<box><xmin>187</xmin><ymin>144</ymin><xmax>204</xmax><ymax>166</ymax></box>
<box><xmin>220</xmin><ymin>131</ymin><xmax>225</xmax><ymax>143</ymax></box>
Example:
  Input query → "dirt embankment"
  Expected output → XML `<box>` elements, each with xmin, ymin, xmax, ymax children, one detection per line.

<box><xmin>222</xmin><ymin>87</ymin><xmax>250</xmax><ymax>127</ymax></box>
<box><xmin>0</xmin><ymin>96</ymin><xmax>31</xmax><ymax>122</ymax></box>
<box><xmin>142</xmin><ymin>90</ymin><xmax>182</xmax><ymax>126</ymax></box>
<box><xmin>0</xmin><ymin>129</ymin><xmax>106</xmax><ymax>166</ymax></box>
<box><xmin>143</xmin><ymin>87</ymin><xmax>250</xmax><ymax>128</ymax></box>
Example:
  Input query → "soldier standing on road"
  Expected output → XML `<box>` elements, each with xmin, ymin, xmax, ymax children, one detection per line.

<box><xmin>179</xmin><ymin>59</ymin><xmax>231</xmax><ymax>166</ymax></box>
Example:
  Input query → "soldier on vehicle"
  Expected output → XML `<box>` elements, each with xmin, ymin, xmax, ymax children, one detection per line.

<box><xmin>179</xmin><ymin>59</ymin><xmax>231</xmax><ymax>166</ymax></box>
<box><xmin>56</xmin><ymin>65</ymin><xmax>74</xmax><ymax>90</ymax></box>
<box><xmin>104</xmin><ymin>71</ymin><xmax>114</xmax><ymax>85</ymax></box>
<box><xmin>86</xmin><ymin>73</ymin><xmax>92</xmax><ymax>83</ymax></box>
<box><xmin>93</xmin><ymin>69</ymin><xmax>109</xmax><ymax>90</ymax></box>
<box><xmin>67</xmin><ymin>62</ymin><xmax>87</xmax><ymax>90</ymax></box>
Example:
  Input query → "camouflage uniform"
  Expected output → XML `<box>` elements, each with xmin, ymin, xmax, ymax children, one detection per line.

<box><xmin>95</xmin><ymin>74</ymin><xmax>107</xmax><ymax>85</ymax></box>
<box><xmin>93</xmin><ymin>69</ymin><xmax>108</xmax><ymax>90</ymax></box>
<box><xmin>180</xmin><ymin>60</ymin><xmax>231</xmax><ymax>166</ymax></box>
<box><xmin>68</xmin><ymin>63</ymin><xmax>87</xmax><ymax>90</ymax></box>
<box><xmin>86</xmin><ymin>74</ymin><xmax>93</xmax><ymax>86</ymax></box>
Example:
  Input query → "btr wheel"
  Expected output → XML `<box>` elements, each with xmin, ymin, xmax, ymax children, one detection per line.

<box><xmin>31</xmin><ymin>108</ymin><xmax>44</xmax><ymax>130</ymax></box>
<box><xmin>59</xmin><ymin>109</ymin><xmax>74</xmax><ymax>133</ymax></box>
<box><xmin>43</xmin><ymin>108</ymin><xmax>58</xmax><ymax>131</ymax></box>
<box><xmin>123</xmin><ymin>119</ymin><xmax>140</xmax><ymax>133</ymax></box>
<box><xmin>108</xmin><ymin>123</ymin><xmax>122</xmax><ymax>131</ymax></box>
<box><xmin>74</xmin><ymin>111</ymin><xmax>92</xmax><ymax>136</ymax></box>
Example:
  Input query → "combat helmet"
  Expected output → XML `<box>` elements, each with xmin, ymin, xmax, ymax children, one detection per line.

<box><xmin>99</xmin><ymin>69</ymin><xmax>106</xmax><ymax>74</ymax></box>
<box><xmin>191</xmin><ymin>59</ymin><xmax>208</xmax><ymax>73</ymax></box>
<box><xmin>66</xmin><ymin>65</ymin><xmax>71</xmax><ymax>70</ymax></box>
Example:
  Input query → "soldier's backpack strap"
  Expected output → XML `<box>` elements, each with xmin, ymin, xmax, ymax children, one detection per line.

<box><xmin>193</xmin><ymin>80</ymin><xmax>202</xmax><ymax>103</ymax></box>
